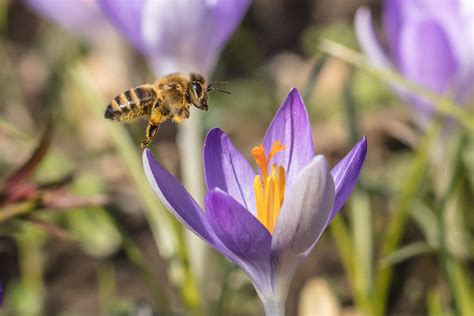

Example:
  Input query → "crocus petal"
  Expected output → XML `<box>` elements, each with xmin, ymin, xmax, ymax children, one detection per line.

<box><xmin>400</xmin><ymin>19</ymin><xmax>459</xmax><ymax>119</ymax></box>
<box><xmin>205</xmin><ymin>188</ymin><xmax>273</xmax><ymax>296</ymax></box>
<box><xmin>98</xmin><ymin>0</ymin><xmax>147</xmax><ymax>53</ymax></box>
<box><xmin>354</xmin><ymin>7</ymin><xmax>392</xmax><ymax>68</ymax></box>
<box><xmin>354</xmin><ymin>7</ymin><xmax>417</xmax><ymax>115</ymax></box>
<box><xmin>398</xmin><ymin>19</ymin><xmax>458</xmax><ymax>96</ymax></box>
<box><xmin>267</xmin><ymin>155</ymin><xmax>334</xmax><ymax>300</ymax></box>
<box><xmin>142</xmin><ymin>149</ymin><xmax>216</xmax><ymax>245</ymax></box>
<box><xmin>205</xmin><ymin>189</ymin><xmax>271</xmax><ymax>266</ymax></box>
<box><xmin>368</xmin><ymin>0</ymin><xmax>474</xmax><ymax>126</ymax></box>
<box><xmin>99</xmin><ymin>0</ymin><xmax>249</xmax><ymax>76</ymax></box>
<box><xmin>382</xmin><ymin>0</ymin><xmax>404</xmax><ymax>56</ymax></box>
<box><xmin>263</xmin><ymin>89</ymin><xmax>315</xmax><ymax>188</ymax></box>
<box><xmin>355</xmin><ymin>7</ymin><xmax>412</xmax><ymax>108</ymax></box>
<box><xmin>207</xmin><ymin>0</ymin><xmax>251</xmax><ymax>55</ymax></box>
<box><xmin>143</xmin><ymin>148</ymin><xmax>266</xmax><ymax>275</ymax></box>
<box><xmin>329</xmin><ymin>136</ymin><xmax>367</xmax><ymax>221</ymax></box>
<box><xmin>26</xmin><ymin>0</ymin><xmax>108</xmax><ymax>41</ymax></box>
<box><xmin>204</xmin><ymin>128</ymin><xmax>257</xmax><ymax>215</ymax></box>
<box><xmin>140</xmin><ymin>0</ymin><xmax>250</xmax><ymax>76</ymax></box>
<box><xmin>271</xmin><ymin>155</ymin><xmax>335</xmax><ymax>256</ymax></box>
<box><xmin>458</xmin><ymin>1</ymin><xmax>474</xmax><ymax>103</ymax></box>
<box><xmin>384</xmin><ymin>0</ymin><xmax>466</xmax><ymax>66</ymax></box>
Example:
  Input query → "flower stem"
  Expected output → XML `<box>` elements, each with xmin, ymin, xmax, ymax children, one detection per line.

<box><xmin>262</xmin><ymin>299</ymin><xmax>286</xmax><ymax>316</ymax></box>
<box><xmin>177</xmin><ymin>110</ymin><xmax>205</xmax><ymax>313</ymax></box>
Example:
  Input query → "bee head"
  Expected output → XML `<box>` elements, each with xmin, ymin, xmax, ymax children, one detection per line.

<box><xmin>189</xmin><ymin>73</ymin><xmax>208</xmax><ymax>111</ymax></box>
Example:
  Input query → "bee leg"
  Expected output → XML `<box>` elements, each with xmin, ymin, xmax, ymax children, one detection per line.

<box><xmin>141</xmin><ymin>107</ymin><xmax>166</xmax><ymax>147</ymax></box>
<box><xmin>172</xmin><ymin>107</ymin><xmax>190</xmax><ymax>124</ymax></box>
<box><xmin>141</xmin><ymin>123</ymin><xmax>160</xmax><ymax>148</ymax></box>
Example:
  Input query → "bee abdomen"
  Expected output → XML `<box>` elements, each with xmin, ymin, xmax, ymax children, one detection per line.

<box><xmin>104</xmin><ymin>85</ymin><xmax>157</xmax><ymax>122</ymax></box>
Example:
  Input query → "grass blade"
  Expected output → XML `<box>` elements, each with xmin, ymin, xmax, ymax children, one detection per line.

<box><xmin>373</xmin><ymin>119</ymin><xmax>441</xmax><ymax>315</ymax></box>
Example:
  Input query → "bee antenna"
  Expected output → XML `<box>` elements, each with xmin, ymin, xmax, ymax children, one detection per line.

<box><xmin>207</xmin><ymin>88</ymin><xmax>231</xmax><ymax>95</ymax></box>
<box><xmin>208</xmin><ymin>81</ymin><xmax>228</xmax><ymax>88</ymax></box>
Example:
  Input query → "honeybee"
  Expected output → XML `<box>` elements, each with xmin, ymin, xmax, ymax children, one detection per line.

<box><xmin>104</xmin><ymin>72</ymin><xmax>229</xmax><ymax>147</ymax></box>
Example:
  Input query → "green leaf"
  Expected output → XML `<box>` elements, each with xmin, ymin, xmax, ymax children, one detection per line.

<box><xmin>350</xmin><ymin>190</ymin><xmax>373</xmax><ymax>294</ymax></box>
<box><xmin>427</xmin><ymin>288</ymin><xmax>446</xmax><ymax>316</ymax></box>
<box><xmin>447</xmin><ymin>259</ymin><xmax>474</xmax><ymax>316</ymax></box>
<box><xmin>410</xmin><ymin>200</ymin><xmax>439</xmax><ymax>248</ymax></box>
<box><xmin>373</xmin><ymin>119</ymin><xmax>441</xmax><ymax>315</ymax></box>
<box><xmin>379</xmin><ymin>241</ymin><xmax>433</xmax><ymax>268</ymax></box>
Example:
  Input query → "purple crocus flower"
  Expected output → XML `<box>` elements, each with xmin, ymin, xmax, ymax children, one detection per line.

<box><xmin>98</xmin><ymin>0</ymin><xmax>250</xmax><ymax>76</ymax></box>
<box><xmin>26</xmin><ymin>0</ymin><xmax>250</xmax><ymax>77</ymax></box>
<box><xmin>143</xmin><ymin>88</ymin><xmax>367</xmax><ymax>314</ymax></box>
<box><xmin>355</xmin><ymin>0</ymin><xmax>474</xmax><ymax>126</ymax></box>
<box><xmin>24</xmin><ymin>0</ymin><xmax>111</xmax><ymax>41</ymax></box>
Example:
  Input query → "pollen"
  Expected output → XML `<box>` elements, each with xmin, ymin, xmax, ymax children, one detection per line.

<box><xmin>251</xmin><ymin>141</ymin><xmax>286</xmax><ymax>234</ymax></box>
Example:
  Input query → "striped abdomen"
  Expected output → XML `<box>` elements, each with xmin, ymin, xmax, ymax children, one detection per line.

<box><xmin>104</xmin><ymin>85</ymin><xmax>158</xmax><ymax>122</ymax></box>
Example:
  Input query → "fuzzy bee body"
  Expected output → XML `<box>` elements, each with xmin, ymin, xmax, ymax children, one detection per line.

<box><xmin>104</xmin><ymin>72</ymin><xmax>228</xmax><ymax>147</ymax></box>
<box><xmin>104</xmin><ymin>85</ymin><xmax>157</xmax><ymax>122</ymax></box>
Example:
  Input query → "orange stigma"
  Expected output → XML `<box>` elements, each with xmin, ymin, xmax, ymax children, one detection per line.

<box><xmin>251</xmin><ymin>141</ymin><xmax>286</xmax><ymax>234</ymax></box>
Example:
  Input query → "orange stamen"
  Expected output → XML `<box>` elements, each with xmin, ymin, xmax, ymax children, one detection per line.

<box><xmin>251</xmin><ymin>141</ymin><xmax>287</xmax><ymax>234</ymax></box>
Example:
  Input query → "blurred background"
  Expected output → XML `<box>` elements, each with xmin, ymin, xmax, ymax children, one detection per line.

<box><xmin>0</xmin><ymin>0</ymin><xmax>473</xmax><ymax>315</ymax></box>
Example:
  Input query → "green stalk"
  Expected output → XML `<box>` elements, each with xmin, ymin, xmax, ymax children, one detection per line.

<box><xmin>333</xmin><ymin>67</ymin><xmax>374</xmax><ymax>315</ymax></box>
<box><xmin>350</xmin><ymin>192</ymin><xmax>373</xmax><ymax>312</ymax></box>
<box><xmin>435</xmin><ymin>134</ymin><xmax>472</xmax><ymax>316</ymax></box>
<box><xmin>177</xmin><ymin>110</ymin><xmax>206</xmax><ymax>311</ymax></box>
<box><xmin>302</xmin><ymin>54</ymin><xmax>328</xmax><ymax>102</ymax></box>
<box><xmin>215</xmin><ymin>260</ymin><xmax>235</xmax><ymax>316</ymax></box>
<box><xmin>446</xmin><ymin>259</ymin><xmax>473</xmax><ymax>316</ymax></box>
<box><xmin>373</xmin><ymin>120</ymin><xmax>441</xmax><ymax>315</ymax></box>
<box><xmin>14</xmin><ymin>224</ymin><xmax>46</xmax><ymax>315</ymax></box>
<box><xmin>330</xmin><ymin>216</ymin><xmax>372</xmax><ymax>314</ymax></box>
<box><xmin>379</xmin><ymin>241</ymin><xmax>433</xmax><ymax>268</ymax></box>
<box><xmin>427</xmin><ymin>288</ymin><xmax>444</xmax><ymax>316</ymax></box>
<box><xmin>0</xmin><ymin>0</ymin><xmax>8</xmax><ymax>35</ymax></box>
<box><xmin>435</xmin><ymin>135</ymin><xmax>465</xmax><ymax>273</ymax></box>
<box><xmin>0</xmin><ymin>201</ymin><xmax>36</xmax><ymax>222</ymax></box>
<box><xmin>318</xmin><ymin>39</ymin><xmax>474</xmax><ymax>132</ymax></box>
<box><xmin>97</xmin><ymin>262</ymin><xmax>116</xmax><ymax>316</ymax></box>
<box><xmin>120</xmin><ymin>229</ymin><xmax>172</xmax><ymax>312</ymax></box>
<box><xmin>330</xmin><ymin>216</ymin><xmax>356</xmax><ymax>282</ymax></box>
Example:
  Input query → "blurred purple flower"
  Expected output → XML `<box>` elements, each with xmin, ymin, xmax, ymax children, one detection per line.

<box><xmin>98</xmin><ymin>0</ymin><xmax>250</xmax><ymax>76</ymax></box>
<box><xmin>24</xmin><ymin>0</ymin><xmax>111</xmax><ymax>41</ymax></box>
<box><xmin>25</xmin><ymin>0</ymin><xmax>249</xmax><ymax>76</ymax></box>
<box><xmin>143</xmin><ymin>88</ymin><xmax>367</xmax><ymax>313</ymax></box>
<box><xmin>355</xmin><ymin>0</ymin><xmax>474</xmax><ymax>126</ymax></box>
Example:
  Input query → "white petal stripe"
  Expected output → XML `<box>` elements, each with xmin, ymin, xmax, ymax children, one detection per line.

<box><xmin>271</xmin><ymin>155</ymin><xmax>335</xmax><ymax>255</ymax></box>
<box><xmin>354</xmin><ymin>7</ymin><xmax>392</xmax><ymax>68</ymax></box>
